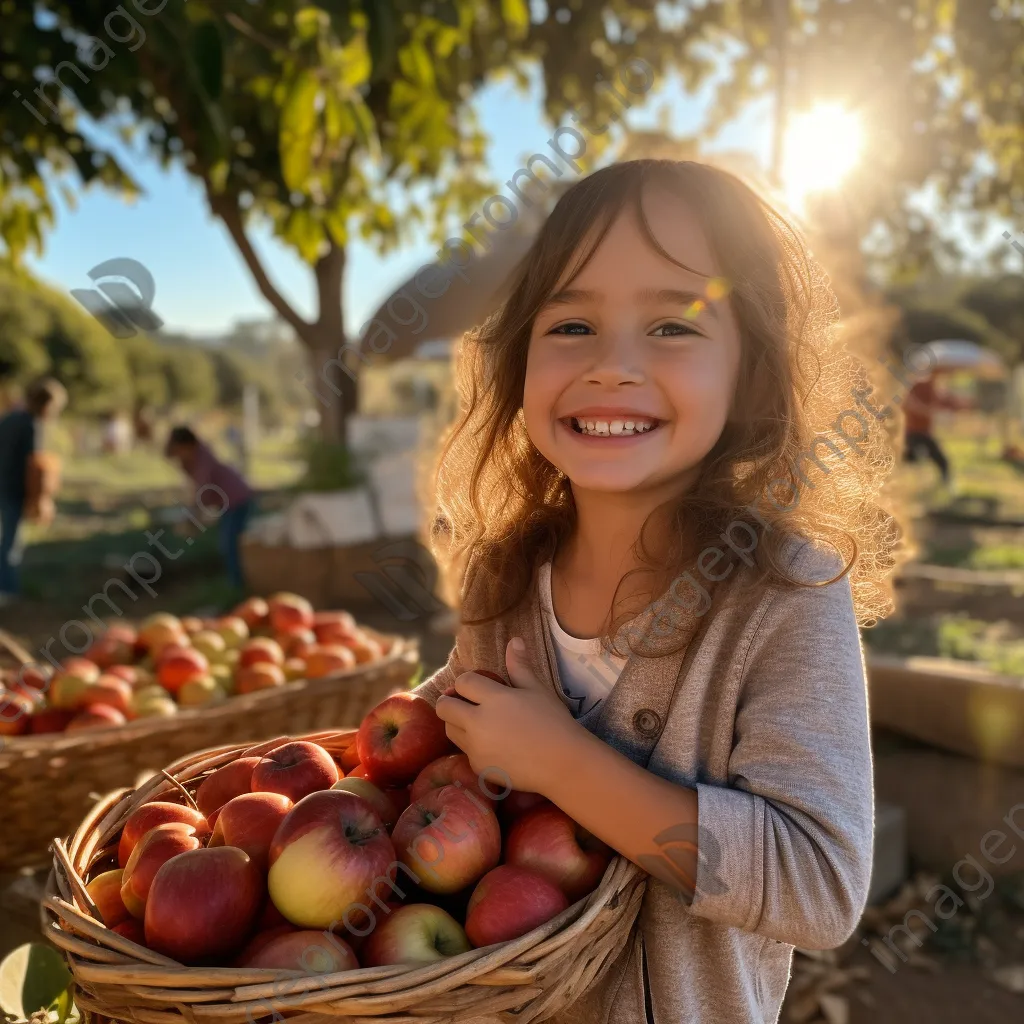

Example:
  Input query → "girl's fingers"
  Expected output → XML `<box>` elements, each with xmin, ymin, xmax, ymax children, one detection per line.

<box><xmin>443</xmin><ymin>722</ymin><xmax>469</xmax><ymax>750</ymax></box>
<box><xmin>435</xmin><ymin>693</ymin><xmax>475</xmax><ymax>728</ymax></box>
<box><xmin>504</xmin><ymin>638</ymin><xmax>545</xmax><ymax>690</ymax></box>
<box><xmin>452</xmin><ymin>672</ymin><xmax>506</xmax><ymax>703</ymax></box>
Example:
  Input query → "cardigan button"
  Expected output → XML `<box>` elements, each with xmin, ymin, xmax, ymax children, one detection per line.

<box><xmin>633</xmin><ymin>708</ymin><xmax>662</xmax><ymax>738</ymax></box>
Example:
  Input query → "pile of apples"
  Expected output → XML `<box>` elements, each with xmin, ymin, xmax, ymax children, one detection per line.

<box><xmin>0</xmin><ymin>593</ymin><xmax>388</xmax><ymax>737</ymax></box>
<box><xmin>79</xmin><ymin>689</ymin><xmax>612</xmax><ymax>970</ymax></box>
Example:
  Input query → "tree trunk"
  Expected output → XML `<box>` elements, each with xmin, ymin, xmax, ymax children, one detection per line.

<box><xmin>208</xmin><ymin>190</ymin><xmax>356</xmax><ymax>446</ymax></box>
<box><xmin>310</xmin><ymin>244</ymin><xmax>353</xmax><ymax>446</ymax></box>
<box><xmin>302</xmin><ymin>334</ymin><xmax>357</xmax><ymax>447</ymax></box>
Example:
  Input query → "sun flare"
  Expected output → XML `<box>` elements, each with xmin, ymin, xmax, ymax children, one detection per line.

<box><xmin>781</xmin><ymin>103</ymin><xmax>864</xmax><ymax>208</ymax></box>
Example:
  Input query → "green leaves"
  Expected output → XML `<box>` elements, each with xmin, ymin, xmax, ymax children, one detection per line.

<box><xmin>279</xmin><ymin>70</ymin><xmax>322</xmax><ymax>192</ymax></box>
<box><xmin>0</xmin><ymin>944</ymin><xmax>73</xmax><ymax>1022</ymax></box>
<box><xmin>501</xmin><ymin>0</ymin><xmax>530</xmax><ymax>32</ymax></box>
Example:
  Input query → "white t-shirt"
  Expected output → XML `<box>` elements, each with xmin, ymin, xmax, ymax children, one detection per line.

<box><xmin>538</xmin><ymin>561</ymin><xmax>630</xmax><ymax>718</ymax></box>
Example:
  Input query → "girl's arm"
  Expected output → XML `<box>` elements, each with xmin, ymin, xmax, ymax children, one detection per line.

<box><xmin>437</xmin><ymin>556</ymin><xmax>873</xmax><ymax>951</ymax></box>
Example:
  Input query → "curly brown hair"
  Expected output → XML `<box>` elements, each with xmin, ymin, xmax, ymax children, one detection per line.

<box><xmin>424</xmin><ymin>159</ymin><xmax>900</xmax><ymax>652</ymax></box>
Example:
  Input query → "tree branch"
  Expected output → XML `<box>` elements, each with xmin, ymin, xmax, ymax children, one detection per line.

<box><xmin>220</xmin><ymin>12</ymin><xmax>294</xmax><ymax>60</ymax></box>
<box><xmin>210</xmin><ymin>192</ymin><xmax>311</xmax><ymax>340</ymax></box>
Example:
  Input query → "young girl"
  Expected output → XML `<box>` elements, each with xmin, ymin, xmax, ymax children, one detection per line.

<box><xmin>415</xmin><ymin>159</ymin><xmax>898</xmax><ymax>1024</ymax></box>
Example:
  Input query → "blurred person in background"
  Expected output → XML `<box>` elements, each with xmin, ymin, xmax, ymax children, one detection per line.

<box><xmin>164</xmin><ymin>425</ymin><xmax>255</xmax><ymax>591</ymax></box>
<box><xmin>903</xmin><ymin>370</ymin><xmax>970</xmax><ymax>488</ymax></box>
<box><xmin>0</xmin><ymin>377</ymin><xmax>68</xmax><ymax>603</ymax></box>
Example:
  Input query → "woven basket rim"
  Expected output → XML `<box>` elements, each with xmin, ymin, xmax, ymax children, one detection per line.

<box><xmin>0</xmin><ymin>627</ymin><xmax>415</xmax><ymax>755</ymax></box>
<box><xmin>44</xmin><ymin>727</ymin><xmax>647</xmax><ymax>1023</ymax></box>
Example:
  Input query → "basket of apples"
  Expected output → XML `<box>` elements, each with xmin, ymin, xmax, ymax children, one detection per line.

<box><xmin>44</xmin><ymin>689</ymin><xmax>645</xmax><ymax>1023</ymax></box>
<box><xmin>0</xmin><ymin>594</ymin><xmax>418</xmax><ymax>872</ymax></box>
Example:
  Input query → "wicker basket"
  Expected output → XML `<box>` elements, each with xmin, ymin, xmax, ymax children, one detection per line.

<box><xmin>44</xmin><ymin>729</ymin><xmax>646</xmax><ymax>1024</ymax></box>
<box><xmin>0</xmin><ymin>630</ymin><xmax>418</xmax><ymax>871</ymax></box>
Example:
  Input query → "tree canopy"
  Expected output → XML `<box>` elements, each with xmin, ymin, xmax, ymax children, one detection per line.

<box><xmin>1</xmin><ymin>1</ymin><xmax>1022</xmax><ymax>436</ymax></box>
<box><xmin>0</xmin><ymin>260</ymin><xmax>294</xmax><ymax>417</ymax></box>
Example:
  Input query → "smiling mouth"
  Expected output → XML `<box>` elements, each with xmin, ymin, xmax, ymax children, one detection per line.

<box><xmin>564</xmin><ymin>416</ymin><xmax>662</xmax><ymax>438</ymax></box>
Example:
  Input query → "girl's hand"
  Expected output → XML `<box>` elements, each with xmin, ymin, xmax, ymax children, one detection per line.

<box><xmin>434</xmin><ymin>638</ymin><xmax>579</xmax><ymax>796</ymax></box>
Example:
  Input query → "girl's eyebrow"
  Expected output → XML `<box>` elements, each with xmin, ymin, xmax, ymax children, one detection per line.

<box><xmin>540</xmin><ymin>286</ymin><xmax>719</xmax><ymax>320</ymax></box>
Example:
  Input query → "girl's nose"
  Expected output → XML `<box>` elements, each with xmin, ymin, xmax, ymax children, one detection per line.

<box><xmin>584</xmin><ymin>331</ymin><xmax>645</xmax><ymax>386</ymax></box>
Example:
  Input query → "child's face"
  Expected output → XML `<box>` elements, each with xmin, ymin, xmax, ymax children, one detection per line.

<box><xmin>523</xmin><ymin>187</ymin><xmax>742</xmax><ymax>499</ymax></box>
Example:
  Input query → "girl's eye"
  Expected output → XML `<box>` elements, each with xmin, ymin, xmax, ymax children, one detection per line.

<box><xmin>651</xmin><ymin>322</ymin><xmax>700</xmax><ymax>338</ymax></box>
<box><xmin>549</xmin><ymin>321</ymin><xmax>593</xmax><ymax>336</ymax></box>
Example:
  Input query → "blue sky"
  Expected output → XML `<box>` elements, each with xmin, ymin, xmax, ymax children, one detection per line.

<box><xmin>25</xmin><ymin>68</ymin><xmax>774</xmax><ymax>337</ymax></box>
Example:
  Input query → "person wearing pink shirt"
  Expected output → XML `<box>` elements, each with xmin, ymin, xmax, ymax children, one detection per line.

<box><xmin>164</xmin><ymin>425</ymin><xmax>255</xmax><ymax>589</ymax></box>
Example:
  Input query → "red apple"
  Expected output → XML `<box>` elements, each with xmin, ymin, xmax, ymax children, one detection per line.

<box><xmin>78</xmin><ymin>675</ymin><xmax>133</xmax><ymax>715</ymax></box>
<box><xmin>210</xmin><ymin>792</ymin><xmax>293</xmax><ymax>871</ymax></box>
<box><xmin>195</xmin><ymin>757</ymin><xmax>261</xmax><ymax>817</ymax></box>
<box><xmin>138</xmin><ymin>614</ymin><xmax>187</xmax><ymax>657</ymax></box>
<box><xmin>7</xmin><ymin>664</ymin><xmax>50</xmax><ymax>705</ymax></box>
<box><xmin>191</xmin><ymin>630</ymin><xmax>227</xmax><ymax>661</ymax></box>
<box><xmin>330</xmin><ymin>777</ymin><xmax>399</xmax><ymax>830</ymax></box>
<box><xmin>500</xmin><ymin>790</ymin><xmax>551</xmax><ymax>824</ymax></box>
<box><xmin>236</xmin><ymin>663</ymin><xmax>286</xmax><ymax>694</ymax></box>
<box><xmin>118</xmin><ymin>801</ymin><xmax>210</xmax><ymax>867</ymax></box>
<box><xmin>144</xmin><ymin>847</ymin><xmax>264</xmax><ymax>963</ymax></box>
<box><xmin>252</xmin><ymin>741</ymin><xmax>339</xmax><ymax>802</ymax></box>
<box><xmin>215</xmin><ymin>616</ymin><xmax>250</xmax><ymax>648</ymax></box>
<box><xmin>267</xmin><ymin>790</ymin><xmax>396</xmax><ymax>929</ymax></box>
<box><xmin>233</xmin><ymin>597</ymin><xmax>270</xmax><ymax>631</ymax></box>
<box><xmin>313</xmin><ymin>609</ymin><xmax>357</xmax><ymax>635</ymax></box>
<box><xmin>361</xmin><ymin>904</ymin><xmax>471</xmax><ymax>967</ymax></box>
<box><xmin>86</xmin><ymin>626</ymin><xmax>136</xmax><ymax>669</ymax></box>
<box><xmin>410</xmin><ymin>754</ymin><xmax>495</xmax><ymax>806</ymax></box>
<box><xmin>232</xmin><ymin>923</ymin><xmax>296</xmax><ymax>966</ymax></box>
<box><xmin>304</xmin><ymin>645</ymin><xmax>356</xmax><ymax>680</ymax></box>
<box><xmin>312</xmin><ymin>619</ymin><xmax>360</xmax><ymax>646</ymax></box>
<box><xmin>157</xmin><ymin>647</ymin><xmax>209</xmax><ymax>695</ymax></box>
<box><xmin>240</xmin><ymin>929</ymin><xmax>358</xmax><ymax>972</ymax></box>
<box><xmin>50</xmin><ymin>659</ymin><xmax>101</xmax><ymax>708</ymax></box>
<box><xmin>121</xmin><ymin>823</ymin><xmax>203</xmax><ymax>918</ymax></box>
<box><xmin>348</xmin><ymin>638</ymin><xmax>383</xmax><ymax>665</ymax></box>
<box><xmin>277</xmin><ymin>627</ymin><xmax>316</xmax><ymax>657</ymax></box>
<box><xmin>181</xmin><ymin>616</ymin><xmax>205</xmax><ymax>635</ymax></box>
<box><xmin>61</xmin><ymin>657</ymin><xmax>101</xmax><ymax>682</ymax></box>
<box><xmin>391</xmin><ymin>785</ymin><xmax>500</xmax><ymax>894</ymax></box>
<box><xmin>30</xmin><ymin>708</ymin><xmax>75</xmax><ymax>734</ymax></box>
<box><xmin>465</xmin><ymin>865</ymin><xmax>569</xmax><ymax>947</ymax></box>
<box><xmin>112</xmin><ymin>918</ymin><xmax>147</xmax><ymax>945</ymax></box>
<box><xmin>283</xmin><ymin>657</ymin><xmax>307</xmax><ymax>681</ymax></box>
<box><xmin>257</xmin><ymin>897</ymin><xmax>291</xmax><ymax>931</ymax></box>
<box><xmin>106</xmin><ymin>664</ymin><xmax>140</xmax><ymax>687</ymax></box>
<box><xmin>340</xmin><ymin>902</ymin><xmax>403</xmax><ymax>954</ymax></box>
<box><xmin>267</xmin><ymin>592</ymin><xmax>314</xmax><ymax>633</ymax></box>
<box><xmin>356</xmin><ymin>692</ymin><xmax>450</xmax><ymax>786</ymax></box>
<box><xmin>0</xmin><ymin>693</ymin><xmax>31</xmax><ymax>736</ymax></box>
<box><xmin>66</xmin><ymin>704</ymin><xmax>127</xmax><ymax>732</ymax></box>
<box><xmin>505</xmin><ymin>806</ymin><xmax>613</xmax><ymax>902</ymax></box>
<box><xmin>239</xmin><ymin>637</ymin><xmax>285</xmax><ymax>669</ymax></box>
<box><xmin>86</xmin><ymin>868</ymin><xmax>130</xmax><ymax>927</ymax></box>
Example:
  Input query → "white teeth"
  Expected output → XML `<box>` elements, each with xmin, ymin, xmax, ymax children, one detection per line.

<box><xmin>571</xmin><ymin>417</ymin><xmax>656</xmax><ymax>436</ymax></box>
